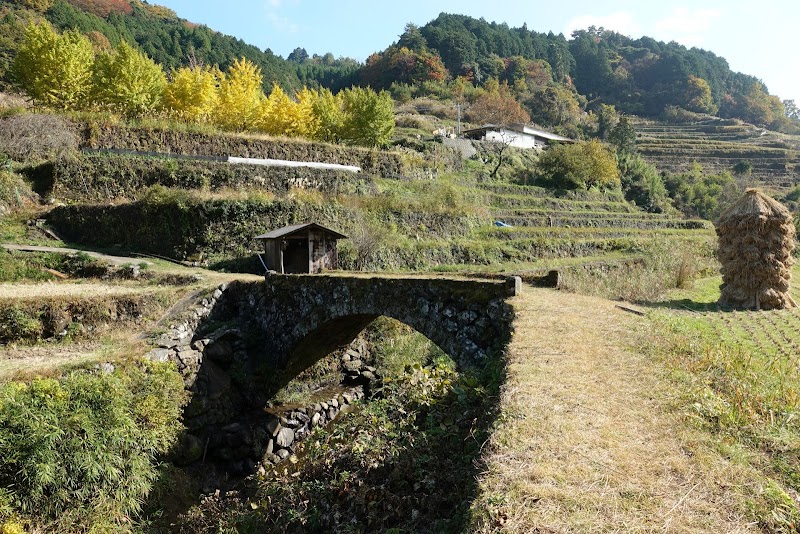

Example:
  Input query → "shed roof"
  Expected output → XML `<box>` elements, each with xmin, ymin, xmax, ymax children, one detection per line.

<box><xmin>256</xmin><ymin>222</ymin><xmax>348</xmax><ymax>240</ymax></box>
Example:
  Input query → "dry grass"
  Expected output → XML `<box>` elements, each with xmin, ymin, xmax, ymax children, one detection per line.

<box><xmin>0</xmin><ymin>282</ymin><xmax>165</xmax><ymax>299</ymax></box>
<box><xmin>472</xmin><ymin>287</ymin><xmax>762</xmax><ymax>532</ymax></box>
<box><xmin>0</xmin><ymin>329</ymin><xmax>151</xmax><ymax>381</ymax></box>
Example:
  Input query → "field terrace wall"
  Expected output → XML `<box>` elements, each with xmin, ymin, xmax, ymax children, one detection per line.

<box><xmin>46</xmin><ymin>198</ymin><xmax>484</xmax><ymax>264</ymax></box>
<box><xmin>39</xmin><ymin>154</ymin><xmax>375</xmax><ymax>203</ymax></box>
<box><xmin>633</xmin><ymin>118</ymin><xmax>800</xmax><ymax>189</ymax></box>
<box><xmin>78</xmin><ymin>123</ymin><xmax>405</xmax><ymax>176</ymax></box>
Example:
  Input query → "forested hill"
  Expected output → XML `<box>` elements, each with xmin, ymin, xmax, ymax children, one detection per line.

<box><xmin>0</xmin><ymin>2</ymin><xmax>794</xmax><ymax>132</ymax></box>
<box><xmin>359</xmin><ymin>13</ymin><xmax>790</xmax><ymax>130</ymax></box>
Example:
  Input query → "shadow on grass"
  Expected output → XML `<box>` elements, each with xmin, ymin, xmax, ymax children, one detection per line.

<box><xmin>147</xmin><ymin>355</ymin><xmax>508</xmax><ymax>533</ymax></box>
<box><xmin>638</xmin><ymin>298</ymin><xmax>720</xmax><ymax>313</ymax></box>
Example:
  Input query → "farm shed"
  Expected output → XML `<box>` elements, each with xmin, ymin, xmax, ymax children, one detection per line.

<box><xmin>256</xmin><ymin>223</ymin><xmax>347</xmax><ymax>274</ymax></box>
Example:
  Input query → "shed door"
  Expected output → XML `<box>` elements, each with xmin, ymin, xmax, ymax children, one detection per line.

<box><xmin>283</xmin><ymin>238</ymin><xmax>310</xmax><ymax>274</ymax></box>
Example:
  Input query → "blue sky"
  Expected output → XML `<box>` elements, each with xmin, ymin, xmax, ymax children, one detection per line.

<box><xmin>155</xmin><ymin>0</ymin><xmax>800</xmax><ymax>104</ymax></box>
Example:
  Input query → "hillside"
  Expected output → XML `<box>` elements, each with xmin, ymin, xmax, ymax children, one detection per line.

<box><xmin>1</xmin><ymin>1</ymin><xmax>797</xmax><ymax>135</ymax></box>
<box><xmin>0</xmin><ymin>112</ymin><xmax>711</xmax><ymax>274</ymax></box>
<box><xmin>0</xmin><ymin>0</ymin><xmax>303</xmax><ymax>92</ymax></box>
<box><xmin>634</xmin><ymin>115</ymin><xmax>800</xmax><ymax>190</ymax></box>
<box><xmin>362</xmin><ymin>14</ymin><xmax>797</xmax><ymax>133</ymax></box>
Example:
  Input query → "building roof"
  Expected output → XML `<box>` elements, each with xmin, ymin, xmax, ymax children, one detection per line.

<box><xmin>462</xmin><ymin>124</ymin><xmax>574</xmax><ymax>143</ymax></box>
<box><xmin>256</xmin><ymin>222</ymin><xmax>348</xmax><ymax>240</ymax></box>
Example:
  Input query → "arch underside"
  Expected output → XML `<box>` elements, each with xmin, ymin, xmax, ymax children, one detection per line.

<box><xmin>286</xmin><ymin>312</ymin><xmax>465</xmax><ymax>383</ymax></box>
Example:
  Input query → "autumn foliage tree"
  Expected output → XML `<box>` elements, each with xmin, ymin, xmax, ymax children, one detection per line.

<box><xmin>536</xmin><ymin>140</ymin><xmax>620</xmax><ymax>190</ymax></box>
<box><xmin>338</xmin><ymin>86</ymin><xmax>395</xmax><ymax>147</ymax></box>
<box><xmin>312</xmin><ymin>88</ymin><xmax>344</xmax><ymax>143</ymax></box>
<box><xmin>214</xmin><ymin>57</ymin><xmax>264</xmax><ymax>131</ymax></box>
<box><xmin>467</xmin><ymin>81</ymin><xmax>530</xmax><ymax>125</ymax></box>
<box><xmin>91</xmin><ymin>41</ymin><xmax>165</xmax><ymax>117</ymax></box>
<box><xmin>684</xmin><ymin>75</ymin><xmax>717</xmax><ymax>114</ymax></box>
<box><xmin>12</xmin><ymin>22</ymin><xmax>94</xmax><ymax>109</ymax></box>
<box><xmin>162</xmin><ymin>65</ymin><xmax>220</xmax><ymax>123</ymax></box>
<box><xmin>11</xmin><ymin>21</ymin><xmax>394</xmax><ymax>146</ymax></box>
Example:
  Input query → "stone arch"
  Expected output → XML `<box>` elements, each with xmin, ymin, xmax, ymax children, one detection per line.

<box><xmin>244</xmin><ymin>275</ymin><xmax>516</xmax><ymax>388</ymax></box>
<box><xmin>285</xmin><ymin>309</ymin><xmax>476</xmax><ymax>383</ymax></box>
<box><xmin>157</xmin><ymin>276</ymin><xmax>517</xmax><ymax>473</ymax></box>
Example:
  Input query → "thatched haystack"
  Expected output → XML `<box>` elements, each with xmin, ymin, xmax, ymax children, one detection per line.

<box><xmin>716</xmin><ymin>189</ymin><xmax>796</xmax><ymax>310</ymax></box>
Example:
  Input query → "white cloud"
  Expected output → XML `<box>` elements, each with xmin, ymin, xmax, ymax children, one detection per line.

<box><xmin>652</xmin><ymin>8</ymin><xmax>722</xmax><ymax>47</ymax></box>
<box><xmin>264</xmin><ymin>0</ymin><xmax>300</xmax><ymax>34</ymax></box>
<box><xmin>564</xmin><ymin>12</ymin><xmax>641</xmax><ymax>37</ymax></box>
<box><xmin>267</xmin><ymin>12</ymin><xmax>299</xmax><ymax>33</ymax></box>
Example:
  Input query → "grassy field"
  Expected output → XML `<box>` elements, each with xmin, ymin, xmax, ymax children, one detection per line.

<box><xmin>471</xmin><ymin>267</ymin><xmax>800</xmax><ymax>532</ymax></box>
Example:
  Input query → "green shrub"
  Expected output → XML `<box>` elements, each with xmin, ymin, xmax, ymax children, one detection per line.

<box><xmin>617</xmin><ymin>153</ymin><xmax>670</xmax><ymax>213</ymax></box>
<box><xmin>535</xmin><ymin>140</ymin><xmax>620</xmax><ymax>191</ymax></box>
<box><xmin>732</xmin><ymin>160</ymin><xmax>753</xmax><ymax>176</ymax></box>
<box><xmin>0</xmin><ymin>361</ymin><xmax>186</xmax><ymax>530</ymax></box>
<box><xmin>0</xmin><ymin>306</ymin><xmax>42</xmax><ymax>343</ymax></box>
<box><xmin>785</xmin><ymin>185</ymin><xmax>800</xmax><ymax>203</ymax></box>
<box><xmin>664</xmin><ymin>163</ymin><xmax>737</xmax><ymax>220</ymax></box>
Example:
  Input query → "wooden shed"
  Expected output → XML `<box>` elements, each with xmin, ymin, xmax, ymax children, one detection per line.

<box><xmin>256</xmin><ymin>223</ymin><xmax>347</xmax><ymax>274</ymax></box>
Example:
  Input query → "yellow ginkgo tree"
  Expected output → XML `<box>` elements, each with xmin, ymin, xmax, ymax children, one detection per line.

<box><xmin>214</xmin><ymin>58</ymin><xmax>264</xmax><ymax>131</ymax></box>
<box><xmin>163</xmin><ymin>65</ymin><xmax>221</xmax><ymax>123</ymax></box>
<box><xmin>91</xmin><ymin>41</ymin><xmax>166</xmax><ymax>117</ymax></box>
<box><xmin>12</xmin><ymin>22</ymin><xmax>95</xmax><ymax>109</ymax></box>
<box><xmin>258</xmin><ymin>86</ymin><xmax>318</xmax><ymax>138</ymax></box>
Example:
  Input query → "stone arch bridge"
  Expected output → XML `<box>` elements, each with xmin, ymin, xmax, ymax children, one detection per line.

<box><xmin>151</xmin><ymin>274</ymin><xmax>518</xmax><ymax>467</ymax></box>
<box><xmin>224</xmin><ymin>274</ymin><xmax>518</xmax><ymax>385</ymax></box>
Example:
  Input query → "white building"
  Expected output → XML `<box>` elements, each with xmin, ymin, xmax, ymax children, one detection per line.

<box><xmin>462</xmin><ymin>124</ymin><xmax>574</xmax><ymax>149</ymax></box>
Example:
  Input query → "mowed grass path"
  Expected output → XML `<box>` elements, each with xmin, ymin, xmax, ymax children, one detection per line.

<box><xmin>473</xmin><ymin>287</ymin><xmax>760</xmax><ymax>532</ymax></box>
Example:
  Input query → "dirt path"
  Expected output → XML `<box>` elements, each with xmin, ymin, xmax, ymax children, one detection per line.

<box><xmin>474</xmin><ymin>287</ymin><xmax>757</xmax><ymax>533</ymax></box>
<box><xmin>1</xmin><ymin>243</ymin><xmax>154</xmax><ymax>266</ymax></box>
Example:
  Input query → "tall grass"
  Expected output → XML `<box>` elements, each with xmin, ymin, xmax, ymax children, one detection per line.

<box><xmin>0</xmin><ymin>361</ymin><xmax>186</xmax><ymax>532</ymax></box>
<box><xmin>561</xmin><ymin>235</ymin><xmax>717</xmax><ymax>302</ymax></box>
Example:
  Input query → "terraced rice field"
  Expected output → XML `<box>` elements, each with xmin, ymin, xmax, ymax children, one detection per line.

<box><xmin>633</xmin><ymin>117</ymin><xmax>800</xmax><ymax>190</ymax></box>
<box><xmin>477</xmin><ymin>182</ymin><xmax>712</xmax><ymax>262</ymax></box>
